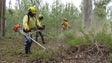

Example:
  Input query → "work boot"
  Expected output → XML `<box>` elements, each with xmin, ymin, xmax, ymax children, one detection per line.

<box><xmin>42</xmin><ymin>40</ymin><xmax>46</xmax><ymax>44</ymax></box>
<box><xmin>27</xmin><ymin>42</ymin><xmax>32</xmax><ymax>54</ymax></box>
<box><xmin>40</xmin><ymin>34</ymin><xmax>45</xmax><ymax>44</ymax></box>
<box><xmin>25</xmin><ymin>47</ymin><xmax>28</xmax><ymax>54</ymax></box>
<box><xmin>35</xmin><ymin>37</ymin><xmax>38</xmax><ymax>41</ymax></box>
<box><xmin>41</xmin><ymin>36</ymin><xmax>45</xmax><ymax>44</ymax></box>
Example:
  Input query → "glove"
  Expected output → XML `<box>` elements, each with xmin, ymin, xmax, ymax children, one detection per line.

<box><xmin>23</xmin><ymin>28</ymin><xmax>31</xmax><ymax>33</ymax></box>
<box><xmin>38</xmin><ymin>24</ymin><xmax>45</xmax><ymax>30</ymax></box>
<box><xmin>23</xmin><ymin>27</ymin><xmax>31</xmax><ymax>33</ymax></box>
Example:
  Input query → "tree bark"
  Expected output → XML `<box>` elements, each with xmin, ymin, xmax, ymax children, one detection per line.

<box><xmin>83</xmin><ymin>0</ymin><xmax>93</xmax><ymax>30</ymax></box>
<box><xmin>0</xmin><ymin>0</ymin><xmax>6</xmax><ymax>36</ymax></box>
<box><xmin>0</xmin><ymin>0</ymin><xmax>2</xmax><ymax>32</ymax></box>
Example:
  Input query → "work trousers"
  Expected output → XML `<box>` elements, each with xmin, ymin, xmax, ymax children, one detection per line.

<box><xmin>24</xmin><ymin>34</ymin><xmax>32</xmax><ymax>54</ymax></box>
<box><xmin>36</xmin><ymin>31</ymin><xmax>45</xmax><ymax>44</ymax></box>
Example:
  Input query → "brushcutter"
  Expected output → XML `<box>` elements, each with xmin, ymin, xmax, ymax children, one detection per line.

<box><xmin>13</xmin><ymin>24</ymin><xmax>46</xmax><ymax>50</ymax></box>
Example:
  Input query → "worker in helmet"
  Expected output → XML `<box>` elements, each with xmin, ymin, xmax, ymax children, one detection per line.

<box><xmin>35</xmin><ymin>14</ymin><xmax>45</xmax><ymax>44</ymax></box>
<box><xmin>22</xmin><ymin>6</ymin><xmax>44</xmax><ymax>54</ymax></box>
<box><xmin>61</xmin><ymin>18</ymin><xmax>71</xmax><ymax>32</ymax></box>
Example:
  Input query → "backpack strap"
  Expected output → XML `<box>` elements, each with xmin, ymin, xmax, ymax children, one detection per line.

<box><xmin>27</xmin><ymin>14</ymin><xmax>30</xmax><ymax>24</ymax></box>
<box><xmin>34</xmin><ymin>16</ymin><xmax>39</xmax><ymax>29</ymax></box>
<box><xmin>26</xmin><ymin>14</ymin><xmax>39</xmax><ymax>30</ymax></box>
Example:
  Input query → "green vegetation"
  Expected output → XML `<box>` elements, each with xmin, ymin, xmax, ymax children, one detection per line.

<box><xmin>29</xmin><ymin>50</ymin><xmax>52</xmax><ymax>60</ymax></box>
<box><xmin>61</xmin><ymin>30</ymin><xmax>83</xmax><ymax>46</ymax></box>
<box><xmin>0</xmin><ymin>0</ymin><xmax>112</xmax><ymax>63</ymax></box>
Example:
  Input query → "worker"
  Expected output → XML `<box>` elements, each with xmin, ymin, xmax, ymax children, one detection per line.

<box><xmin>35</xmin><ymin>14</ymin><xmax>45</xmax><ymax>44</ymax></box>
<box><xmin>22</xmin><ymin>6</ymin><xmax>44</xmax><ymax>54</ymax></box>
<box><xmin>61</xmin><ymin>18</ymin><xmax>71</xmax><ymax>31</ymax></box>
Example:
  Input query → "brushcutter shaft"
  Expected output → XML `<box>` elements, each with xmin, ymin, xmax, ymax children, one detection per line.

<box><xmin>19</xmin><ymin>30</ymin><xmax>46</xmax><ymax>50</ymax></box>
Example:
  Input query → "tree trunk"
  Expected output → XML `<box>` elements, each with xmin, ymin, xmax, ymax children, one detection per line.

<box><xmin>0</xmin><ymin>0</ymin><xmax>2</xmax><ymax>32</ymax></box>
<box><xmin>83</xmin><ymin>0</ymin><xmax>93</xmax><ymax>30</ymax></box>
<box><xmin>0</xmin><ymin>0</ymin><xmax>6</xmax><ymax>36</ymax></box>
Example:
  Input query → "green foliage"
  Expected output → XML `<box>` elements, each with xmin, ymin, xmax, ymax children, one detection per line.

<box><xmin>68</xmin><ymin>37</ymin><xmax>83</xmax><ymax>46</ymax></box>
<box><xmin>5</xmin><ymin>0</ymin><xmax>80</xmax><ymax>37</ymax></box>
<box><xmin>29</xmin><ymin>50</ymin><xmax>52</xmax><ymax>60</ymax></box>
<box><xmin>108</xmin><ymin>53</ymin><xmax>112</xmax><ymax>63</ymax></box>
<box><xmin>61</xmin><ymin>30</ymin><xmax>83</xmax><ymax>46</ymax></box>
<box><xmin>79</xmin><ymin>27</ymin><xmax>92</xmax><ymax>44</ymax></box>
<box><xmin>95</xmin><ymin>32</ymin><xmax>112</xmax><ymax>47</ymax></box>
<box><xmin>94</xmin><ymin>8</ymin><xmax>106</xmax><ymax>18</ymax></box>
<box><xmin>94</xmin><ymin>0</ymin><xmax>111</xmax><ymax>19</ymax></box>
<box><xmin>62</xmin><ymin>30</ymin><xmax>76</xmax><ymax>42</ymax></box>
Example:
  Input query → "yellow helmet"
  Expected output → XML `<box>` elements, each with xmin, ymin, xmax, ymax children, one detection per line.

<box><xmin>39</xmin><ymin>14</ymin><xmax>43</xmax><ymax>18</ymax></box>
<box><xmin>38</xmin><ymin>13</ymin><xmax>43</xmax><ymax>20</ymax></box>
<box><xmin>28</xmin><ymin>7</ymin><xmax>36</xmax><ymax>13</ymax></box>
<box><xmin>64</xmin><ymin>18</ymin><xmax>67</xmax><ymax>21</ymax></box>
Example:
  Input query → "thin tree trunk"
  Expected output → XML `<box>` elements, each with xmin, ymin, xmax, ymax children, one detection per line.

<box><xmin>1</xmin><ymin>0</ymin><xmax>6</xmax><ymax>36</ymax></box>
<box><xmin>0</xmin><ymin>0</ymin><xmax>2</xmax><ymax>33</ymax></box>
<box><xmin>83</xmin><ymin>0</ymin><xmax>93</xmax><ymax>30</ymax></box>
